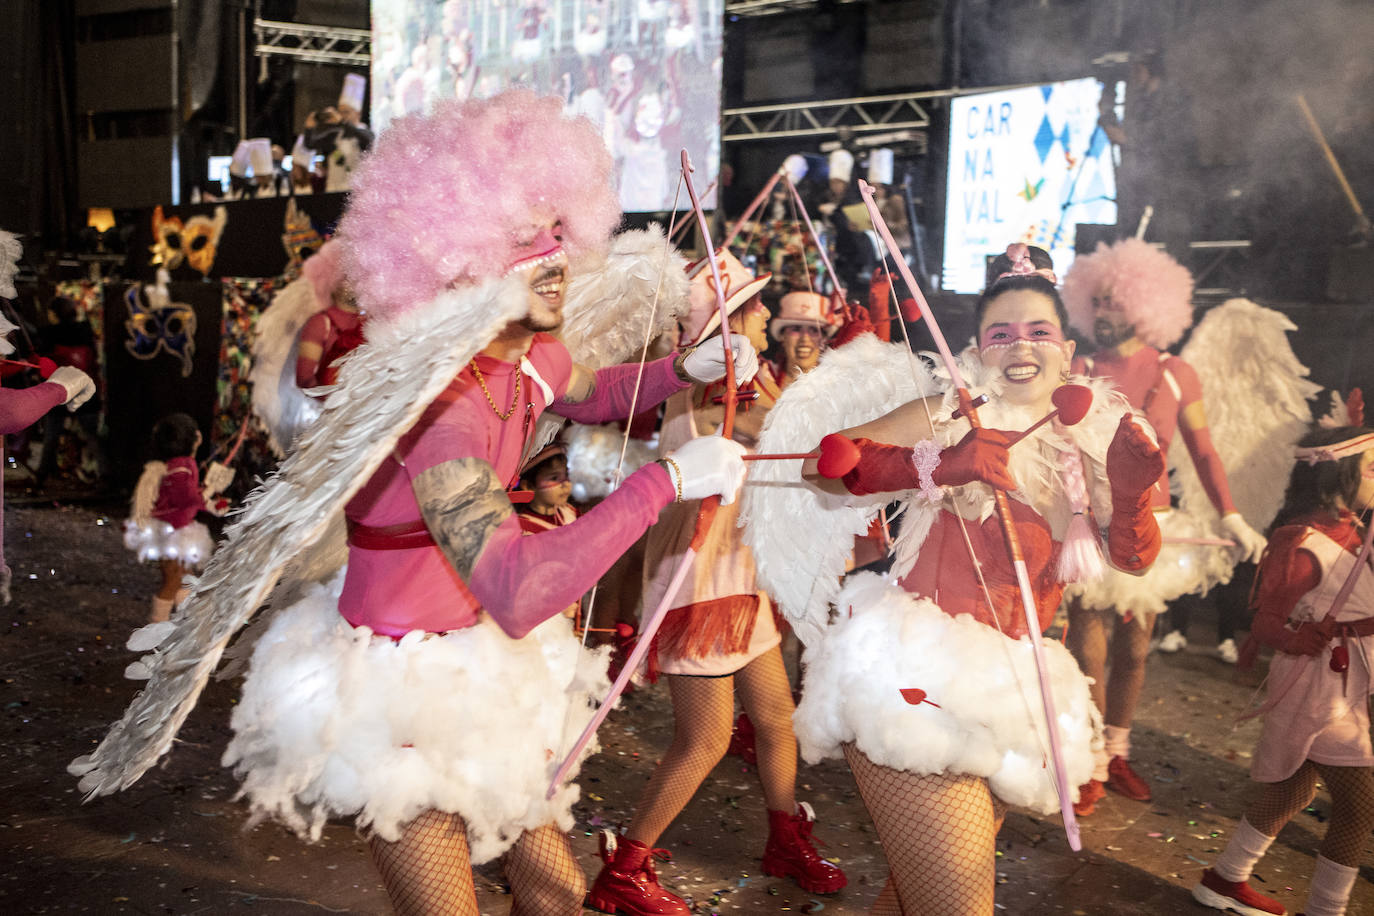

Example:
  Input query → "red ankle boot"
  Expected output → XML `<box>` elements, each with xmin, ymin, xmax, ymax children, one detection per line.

<box><xmin>761</xmin><ymin>803</ymin><xmax>848</xmax><ymax>894</ymax></box>
<box><xmin>587</xmin><ymin>831</ymin><xmax>691</xmax><ymax>916</ymax></box>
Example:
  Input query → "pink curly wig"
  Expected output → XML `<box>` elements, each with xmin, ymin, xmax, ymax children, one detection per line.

<box><xmin>302</xmin><ymin>238</ymin><xmax>343</xmax><ymax>309</ymax></box>
<box><xmin>1061</xmin><ymin>237</ymin><xmax>1195</xmax><ymax>349</ymax></box>
<box><xmin>338</xmin><ymin>90</ymin><xmax>620</xmax><ymax>320</ymax></box>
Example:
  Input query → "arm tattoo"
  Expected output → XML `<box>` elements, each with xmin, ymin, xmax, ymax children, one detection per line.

<box><xmin>413</xmin><ymin>458</ymin><xmax>513</xmax><ymax>581</ymax></box>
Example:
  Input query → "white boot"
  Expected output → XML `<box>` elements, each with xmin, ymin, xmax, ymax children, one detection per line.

<box><xmin>1158</xmin><ymin>629</ymin><xmax>1187</xmax><ymax>653</ymax></box>
<box><xmin>149</xmin><ymin>596</ymin><xmax>174</xmax><ymax>623</ymax></box>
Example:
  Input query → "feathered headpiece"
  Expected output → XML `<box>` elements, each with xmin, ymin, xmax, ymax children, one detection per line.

<box><xmin>1061</xmin><ymin>237</ymin><xmax>1194</xmax><ymax>349</ymax></box>
<box><xmin>339</xmin><ymin>90</ymin><xmax>620</xmax><ymax>321</ymax></box>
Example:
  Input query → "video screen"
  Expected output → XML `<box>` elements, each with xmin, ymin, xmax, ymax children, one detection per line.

<box><xmin>942</xmin><ymin>77</ymin><xmax>1117</xmax><ymax>294</ymax></box>
<box><xmin>370</xmin><ymin>0</ymin><xmax>724</xmax><ymax>212</ymax></box>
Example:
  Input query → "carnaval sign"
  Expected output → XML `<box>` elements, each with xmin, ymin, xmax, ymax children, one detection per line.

<box><xmin>942</xmin><ymin>78</ymin><xmax>1117</xmax><ymax>294</ymax></box>
<box><xmin>370</xmin><ymin>0</ymin><xmax>723</xmax><ymax>213</ymax></box>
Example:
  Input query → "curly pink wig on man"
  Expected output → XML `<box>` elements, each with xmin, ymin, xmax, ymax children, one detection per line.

<box><xmin>1061</xmin><ymin>237</ymin><xmax>1195</xmax><ymax>349</ymax></box>
<box><xmin>302</xmin><ymin>238</ymin><xmax>343</xmax><ymax>308</ymax></box>
<box><xmin>338</xmin><ymin>90</ymin><xmax>620</xmax><ymax>320</ymax></box>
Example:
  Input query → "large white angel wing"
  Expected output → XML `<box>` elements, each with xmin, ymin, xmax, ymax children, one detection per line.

<box><xmin>70</xmin><ymin>276</ymin><xmax>528</xmax><ymax>797</ymax></box>
<box><xmin>1171</xmin><ymin>298</ymin><xmax>1319</xmax><ymax>587</ymax></box>
<box><xmin>739</xmin><ymin>334</ymin><xmax>941</xmax><ymax>645</ymax></box>
<box><xmin>248</xmin><ymin>275</ymin><xmax>323</xmax><ymax>456</ymax></box>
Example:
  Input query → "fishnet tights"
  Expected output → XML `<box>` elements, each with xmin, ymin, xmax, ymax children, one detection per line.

<box><xmin>368</xmin><ymin>809</ymin><xmax>479</xmax><ymax>916</ymax></box>
<box><xmin>369</xmin><ymin>812</ymin><xmax>586</xmax><ymax>915</ymax></box>
<box><xmin>626</xmin><ymin>646</ymin><xmax>798</xmax><ymax>847</ymax></box>
<box><xmin>1065</xmin><ymin>602</ymin><xmax>1156</xmax><ymax>728</ymax></box>
<box><xmin>844</xmin><ymin>744</ymin><xmax>1006</xmax><ymax>916</ymax></box>
<box><xmin>1248</xmin><ymin>761</ymin><xmax>1374</xmax><ymax>867</ymax></box>
<box><xmin>503</xmin><ymin>824</ymin><xmax>587</xmax><ymax>916</ymax></box>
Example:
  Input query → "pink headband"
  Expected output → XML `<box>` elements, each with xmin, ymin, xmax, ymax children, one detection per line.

<box><xmin>1294</xmin><ymin>433</ymin><xmax>1374</xmax><ymax>465</ymax></box>
<box><xmin>996</xmin><ymin>243</ymin><xmax>1058</xmax><ymax>285</ymax></box>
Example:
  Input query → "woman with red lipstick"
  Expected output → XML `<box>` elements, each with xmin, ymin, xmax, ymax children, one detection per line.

<box><xmin>743</xmin><ymin>243</ymin><xmax>1166</xmax><ymax>913</ymax></box>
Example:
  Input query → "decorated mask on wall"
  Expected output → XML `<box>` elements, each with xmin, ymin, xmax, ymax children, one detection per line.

<box><xmin>125</xmin><ymin>270</ymin><xmax>196</xmax><ymax>376</ymax></box>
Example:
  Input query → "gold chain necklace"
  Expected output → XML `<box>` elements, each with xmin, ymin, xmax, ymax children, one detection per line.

<box><xmin>470</xmin><ymin>359</ymin><xmax>522</xmax><ymax>421</ymax></box>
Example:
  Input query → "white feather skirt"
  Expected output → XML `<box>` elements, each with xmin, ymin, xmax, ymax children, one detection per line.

<box><xmin>222</xmin><ymin>572</ymin><xmax>612</xmax><ymax>863</ymax></box>
<box><xmin>122</xmin><ymin>519</ymin><xmax>215</xmax><ymax>567</ymax></box>
<box><xmin>795</xmin><ymin>572</ymin><xmax>1102</xmax><ymax>813</ymax></box>
<box><xmin>1065</xmin><ymin>509</ymin><xmax>1217</xmax><ymax>616</ymax></box>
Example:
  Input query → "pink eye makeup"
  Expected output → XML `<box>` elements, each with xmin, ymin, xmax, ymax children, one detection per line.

<box><xmin>978</xmin><ymin>321</ymin><xmax>1065</xmax><ymax>350</ymax></box>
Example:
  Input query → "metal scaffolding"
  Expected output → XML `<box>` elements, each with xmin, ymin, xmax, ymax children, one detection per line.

<box><xmin>722</xmin><ymin>91</ymin><xmax>939</xmax><ymax>144</ymax></box>
<box><xmin>254</xmin><ymin>19</ymin><xmax>372</xmax><ymax>66</ymax></box>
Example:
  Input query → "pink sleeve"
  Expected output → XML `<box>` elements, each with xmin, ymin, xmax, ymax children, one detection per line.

<box><xmin>295</xmin><ymin>312</ymin><xmax>331</xmax><ymax>387</ymax></box>
<box><xmin>0</xmin><ymin>383</ymin><xmax>64</xmax><ymax>434</ymax></box>
<box><xmin>467</xmin><ymin>463</ymin><xmax>675</xmax><ymax>638</ymax></box>
<box><xmin>1169</xmin><ymin>358</ymin><xmax>1237</xmax><ymax>515</ymax></box>
<box><xmin>550</xmin><ymin>356</ymin><xmax>687</xmax><ymax>425</ymax></box>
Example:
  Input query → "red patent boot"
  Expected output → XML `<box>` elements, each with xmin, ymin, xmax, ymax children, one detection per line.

<box><xmin>587</xmin><ymin>831</ymin><xmax>691</xmax><ymax>916</ymax></box>
<box><xmin>761</xmin><ymin>803</ymin><xmax>848</xmax><ymax>894</ymax></box>
<box><xmin>726</xmin><ymin>712</ymin><xmax>757</xmax><ymax>765</ymax></box>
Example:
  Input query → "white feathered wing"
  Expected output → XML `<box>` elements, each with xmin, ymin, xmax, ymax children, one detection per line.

<box><xmin>1170</xmin><ymin>298</ymin><xmax>1319</xmax><ymax>589</ymax></box>
<box><xmin>249</xmin><ymin>274</ymin><xmax>325</xmax><ymax>457</ymax></box>
<box><xmin>739</xmin><ymin>334</ymin><xmax>941</xmax><ymax>645</ymax></box>
<box><xmin>70</xmin><ymin>276</ymin><xmax>529</xmax><ymax>797</ymax></box>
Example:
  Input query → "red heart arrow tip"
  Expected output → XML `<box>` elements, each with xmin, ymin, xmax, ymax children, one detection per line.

<box><xmin>816</xmin><ymin>433</ymin><xmax>861</xmax><ymax>479</ymax></box>
<box><xmin>1051</xmin><ymin>384</ymin><xmax>1093</xmax><ymax>426</ymax></box>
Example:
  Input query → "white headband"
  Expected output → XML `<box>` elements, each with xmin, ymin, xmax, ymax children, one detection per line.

<box><xmin>1294</xmin><ymin>432</ymin><xmax>1374</xmax><ymax>465</ymax></box>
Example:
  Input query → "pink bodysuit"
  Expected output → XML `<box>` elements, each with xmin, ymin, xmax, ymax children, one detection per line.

<box><xmin>1078</xmin><ymin>346</ymin><xmax>1235</xmax><ymax>514</ymax></box>
<box><xmin>340</xmin><ymin>334</ymin><xmax>683</xmax><ymax>638</ymax></box>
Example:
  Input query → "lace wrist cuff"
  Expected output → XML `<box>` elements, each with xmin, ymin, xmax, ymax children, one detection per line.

<box><xmin>910</xmin><ymin>440</ymin><xmax>944</xmax><ymax>503</ymax></box>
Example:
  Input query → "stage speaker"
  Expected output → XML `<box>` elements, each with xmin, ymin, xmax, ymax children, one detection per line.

<box><xmin>1075</xmin><ymin>223</ymin><xmax>1118</xmax><ymax>254</ymax></box>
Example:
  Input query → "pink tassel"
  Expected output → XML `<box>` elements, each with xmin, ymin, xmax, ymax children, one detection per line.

<box><xmin>1056</xmin><ymin>437</ymin><xmax>1105</xmax><ymax>583</ymax></box>
<box><xmin>1058</xmin><ymin>511</ymin><xmax>1105</xmax><ymax>583</ymax></box>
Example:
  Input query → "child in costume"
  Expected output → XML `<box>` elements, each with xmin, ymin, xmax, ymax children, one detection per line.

<box><xmin>515</xmin><ymin>443</ymin><xmax>581</xmax><ymax>621</ymax></box>
<box><xmin>1193</xmin><ymin>422</ymin><xmax>1374</xmax><ymax>916</ymax></box>
<box><xmin>123</xmin><ymin>413</ymin><xmax>232</xmax><ymax>622</ymax></box>
<box><xmin>1059</xmin><ymin>238</ymin><xmax>1270</xmax><ymax>812</ymax></box>
<box><xmin>589</xmin><ymin>253</ymin><xmax>846</xmax><ymax>916</ymax></box>
<box><xmin>742</xmin><ymin>243</ymin><xmax>1165</xmax><ymax>914</ymax></box>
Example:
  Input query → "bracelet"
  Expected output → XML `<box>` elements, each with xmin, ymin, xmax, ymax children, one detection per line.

<box><xmin>659</xmin><ymin>457</ymin><xmax>684</xmax><ymax>502</ymax></box>
<box><xmin>672</xmin><ymin>348</ymin><xmax>696</xmax><ymax>384</ymax></box>
<box><xmin>910</xmin><ymin>440</ymin><xmax>944</xmax><ymax>503</ymax></box>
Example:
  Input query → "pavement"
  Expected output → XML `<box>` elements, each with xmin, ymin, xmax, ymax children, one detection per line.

<box><xmin>1</xmin><ymin>499</ymin><xmax>1370</xmax><ymax>915</ymax></box>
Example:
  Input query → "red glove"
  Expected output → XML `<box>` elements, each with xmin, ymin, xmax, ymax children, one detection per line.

<box><xmin>830</xmin><ymin>304</ymin><xmax>876</xmax><ymax>349</ymax></box>
<box><xmin>838</xmin><ymin>428</ymin><xmax>1018</xmax><ymax>496</ymax></box>
<box><xmin>1106</xmin><ymin>414</ymin><xmax>1165</xmax><ymax>570</ymax></box>
<box><xmin>1274</xmin><ymin>621</ymin><xmax>1333</xmax><ymax>656</ymax></box>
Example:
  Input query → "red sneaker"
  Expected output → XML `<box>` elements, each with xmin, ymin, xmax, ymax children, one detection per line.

<box><xmin>587</xmin><ymin>832</ymin><xmax>691</xmax><ymax>916</ymax></box>
<box><xmin>1191</xmin><ymin>868</ymin><xmax>1286</xmax><ymax>915</ymax></box>
<box><xmin>1106</xmin><ymin>755</ymin><xmax>1151</xmax><ymax>801</ymax></box>
<box><xmin>1073</xmin><ymin>778</ymin><xmax>1106</xmax><ymax>816</ymax></box>
<box><xmin>761</xmin><ymin>803</ymin><xmax>848</xmax><ymax>894</ymax></box>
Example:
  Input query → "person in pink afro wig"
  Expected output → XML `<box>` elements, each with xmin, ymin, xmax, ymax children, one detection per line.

<box><xmin>1060</xmin><ymin>236</ymin><xmax>1194</xmax><ymax>350</ymax></box>
<box><xmin>338</xmin><ymin>89</ymin><xmax>621</xmax><ymax>319</ymax></box>
<box><xmin>1061</xmin><ymin>237</ymin><xmax>1270</xmax><ymax>816</ymax></box>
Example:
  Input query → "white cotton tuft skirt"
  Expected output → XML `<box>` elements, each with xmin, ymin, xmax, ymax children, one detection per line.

<box><xmin>1065</xmin><ymin>509</ymin><xmax>1226</xmax><ymax>616</ymax></box>
<box><xmin>795</xmin><ymin>572</ymin><xmax>1102</xmax><ymax>813</ymax></box>
<box><xmin>222</xmin><ymin>572</ymin><xmax>611</xmax><ymax>864</ymax></box>
<box><xmin>123</xmin><ymin>519</ymin><xmax>215</xmax><ymax>567</ymax></box>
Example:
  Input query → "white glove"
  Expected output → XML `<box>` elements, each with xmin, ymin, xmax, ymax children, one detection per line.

<box><xmin>202</xmin><ymin>461</ymin><xmax>235</xmax><ymax>497</ymax></box>
<box><xmin>48</xmin><ymin>366</ymin><xmax>94</xmax><ymax>411</ymax></box>
<box><xmin>1221</xmin><ymin>512</ymin><xmax>1267</xmax><ymax>564</ymax></box>
<box><xmin>681</xmin><ymin>336</ymin><xmax>760</xmax><ymax>385</ymax></box>
<box><xmin>664</xmin><ymin>435</ymin><xmax>747</xmax><ymax>505</ymax></box>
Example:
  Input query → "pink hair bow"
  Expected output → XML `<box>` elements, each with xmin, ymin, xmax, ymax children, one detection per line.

<box><xmin>997</xmin><ymin>243</ymin><xmax>1058</xmax><ymax>284</ymax></box>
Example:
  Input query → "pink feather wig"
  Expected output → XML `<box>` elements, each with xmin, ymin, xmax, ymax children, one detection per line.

<box><xmin>337</xmin><ymin>90</ymin><xmax>621</xmax><ymax>321</ymax></box>
<box><xmin>302</xmin><ymin>238</ymin><xmax>343</xmax><ymax>309</ymax></box>
<box><xmin>1060</xmin><ymin>238</ymin><xmax>1195</xmax><ymax>349</ymax></box>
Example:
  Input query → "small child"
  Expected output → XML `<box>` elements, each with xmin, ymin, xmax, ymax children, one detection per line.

<box><xmin>123</xmin><ymin>413</ymin><xmax>232</xmax><ymax>622</ymax></box>
<box><xmin>1193</xmin><ymin>423</ymin><xmax>1374</xmax><ymax>916</ymax></box>
<box><xmin>515</xmin><ymin>443</ymin><xmax>580</xmax><ymax>620</ymax></box>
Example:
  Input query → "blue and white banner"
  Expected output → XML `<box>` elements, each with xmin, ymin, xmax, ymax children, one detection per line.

<box><xmin>943</xmin><ymin>78</ymin><xmax>1117</xmax><ymax>294</ymax></box>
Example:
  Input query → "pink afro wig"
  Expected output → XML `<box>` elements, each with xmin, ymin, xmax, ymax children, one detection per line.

<box><xmin>338</xmin><ymin>90</ymin><xmax>621</xmax><ymax>320</ymax></box>
<box><xmin>302</xmin><ymin>238</ymin><xmax>343</xmax><ymax>308</ymax></box>
<box><xmin>1061</xmin><ymin>237</ymin><xmax>1195</xmax><ymax>349</ymax></box>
